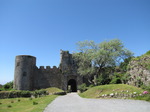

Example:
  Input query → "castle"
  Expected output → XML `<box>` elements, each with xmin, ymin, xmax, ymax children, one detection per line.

<box><xmin>13</xmin><ymin>50</ymin><xmax>83</xmax><ymax>92</ymax></box>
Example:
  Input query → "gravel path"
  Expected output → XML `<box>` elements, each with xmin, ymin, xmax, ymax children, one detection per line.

<box><xmin>43</xmin><ymin>93</ymin><xmax>150</xmax><ymax>112</ymax></box>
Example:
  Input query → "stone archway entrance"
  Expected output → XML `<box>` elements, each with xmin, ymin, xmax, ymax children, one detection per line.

<box><xmin>67</xmin><ymin>79</ymin><xmax>77</xmax><ymax>92</ymax></box>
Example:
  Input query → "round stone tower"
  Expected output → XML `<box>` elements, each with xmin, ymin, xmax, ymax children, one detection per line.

<box><xmin>14</xmin><ymin>55</ymin><xmax>36</xmax><ymax>90</ymax></box>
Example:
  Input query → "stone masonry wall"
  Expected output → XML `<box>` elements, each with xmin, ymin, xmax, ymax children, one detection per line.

<box><xmin>127</xmin><ymin>56</ymin><xmax>150</xmax><ymax>87</ymax></box>
<box><xmin>34</xmin><ymin>66</ymin><xmax>62</xmax><ymax>90</ymax></box>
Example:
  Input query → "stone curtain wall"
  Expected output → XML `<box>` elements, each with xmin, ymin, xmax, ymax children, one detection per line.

<box><xmin>34</xmin><ymin>66</ymin><xmax>62</xmax><ymax>90</ymax></box>
<box><xmin>127</xmin><ymin>56</ymin><xmax>150</xmax><ymax>87</ymax></box>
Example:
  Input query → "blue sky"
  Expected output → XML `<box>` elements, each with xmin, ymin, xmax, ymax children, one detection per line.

<box><xmin>0</xmin><ymin>0</ymin><xmax>150</xmax><ymax>84</ymax></box>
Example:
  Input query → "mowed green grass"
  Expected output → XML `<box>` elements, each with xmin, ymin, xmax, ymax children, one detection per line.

<box><xmin>0</xmin><ymin>87</ymin><xmax>64</xmax><ymax>112</ymax></box>
<box><xmin>79</xmin><ymin>84</ymin><xmax>144</xmax><ymax>98</ymax></box>
<box><xmin>45</xmin><ymin>87</ymin><xmax>64</xmax><ymax>94</ymax></box>
<box><xmin>0</xmin><ymin>95</ymin><xmax>57</xmax><ymax>112</ymax></box>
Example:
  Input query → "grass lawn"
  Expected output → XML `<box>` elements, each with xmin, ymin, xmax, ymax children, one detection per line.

<box><xmin>45</xmin><ymin>87</ymin><xmax>64</xmax><ymax>94</ymax></box>
<box><xmin>0</xmin><ymin>87</ymin><xmax>64</xmax><ymax>112</ymax></box>
<box><xmin>79</xmin><ymin>84</ymin><xmax>146</xmax><ymax>99</ymax></box>
<box><xmin>0</xmin><ymin>95</ymin><xmax>57</xmax><ymax>112</ymax></box>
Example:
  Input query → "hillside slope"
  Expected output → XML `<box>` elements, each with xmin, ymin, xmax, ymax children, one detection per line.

<box><xmin>79</xmin><ymin>84</ymin><xmax>144</xmax><ymax>98</ymax></box>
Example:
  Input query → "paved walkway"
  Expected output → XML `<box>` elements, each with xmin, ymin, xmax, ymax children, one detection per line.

<box><xmin>43</xmin><ymin>93</ymin><xmax>150</xmax><ymax>112</ymax></box>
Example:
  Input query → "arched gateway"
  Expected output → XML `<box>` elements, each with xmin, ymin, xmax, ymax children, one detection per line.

<box><xmin>68</xmin><ymin>79</ymin><xmax>77</xmax><ymax>92</ymax></box>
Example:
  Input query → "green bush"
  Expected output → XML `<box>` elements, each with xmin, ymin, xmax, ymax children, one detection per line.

<box><xmin>78</xmin><ymin>83</ymin><xmax>88</xmax><ymax>93</ymax></box>
<box><xmin>141</xmin><ymin>84</ymin><xmax>150</xmax><ymax>92</ymax></box>
<box><xmin>20</xmin><ymin>91</ymin><xmax>32</xmax><ymax>97</ymax></box>
<box><xmin>33</xmin><ymin>101</ymin><xmax>38</xmax><ymax>105</ymax></box>
<box><xmin>3</xmin><ymin>81</ymin><xmax>13</xmax><ymax>90</ymax></box>
<box><xmin>134</xmin><ymin>94</ymin><xmax>150</xmax><ymax>101</ymax></box>
<box><xmin>88</xmin><ymin>84</ymin><xmax>94</xmax><ymax>88</ymax></box>
<box><xmin>145</xmin><ymin>50</ymin><xmax>150</xmax><ymax>55</ymax></box>
<box><xmin>110</xmin><ymin>73</ymin><xmax>122</xmax><ymax>84</ymax></box>
<box><xmin>110</xmin><ymin>78</ymin><xmax>121</xmax><ymax>84</ymax></box>
<box><xmin>32</xmin><ymin>89</ymin><xmax>47</xmax><ymax>97</ymax></box>
<box><xmin>96</xmin><ymin>74</ymin><xmax>111</xmax><ymax>85</ymax></box>
<box><xmin>7</xmin><ymin>105</ymin><xmax>12</xmax><ymax>108</ymax></box>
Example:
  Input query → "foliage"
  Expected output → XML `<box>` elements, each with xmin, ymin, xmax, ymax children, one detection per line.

<box><xmin>78</xmin><ymin>83</ymin><xmax>88</xmax><ymax>93</ymax></box>
<box><xmin>119</xmin><ymin>57</ymin><xmax>133</xmax><ymax>72</ymax></box>
<box><xmin>33</xmin><ymin>101</ymin><xmax>38</xmax><ymax>105</ymax></box>
<box><xmin>121</xmin><ymin>73</ymin><xmax>130</xmax><ymax>84</ymax></box>
<box><xmin>134</xmin><ymin>94</ymin><xmax>150</xmax><ymax>101</ymax></box>
<box><xmin>32</xmin><ymin>89</ymin><xmax>47</xmax><ymax>97</ymax></box>
<box><xmin>144</xmin><ymin>50</ymin><xmax>150</xmax><ymax>56</ymax></box>
<box><xmin>110</xmin><ymin>73</ymin><xmax>122</xmax><ymax>84</ymax></box>
<box><xmin>7</xmin><ymin>104</ymin><xmax>12</xmax><ymax>108</ymax></box>
<box><xmin>109</xmin><ymin>72</ymin><xmax>130</xmax><ymax>84</ymax></box>
<box><xmin>20</xmin><ymin>91</ymin><xmax>32</xmax><ymax>97</ymax></box>
<box><xmin>141</xmin><ymin>84</ymin><xmax>150</xmax><ymax>92</ymax></box>
<box><xmin>73</xmin><ymin>39</ymin><xmax>133</xmax><ymax>84</ymax></box>
<box><xmin>0</xmin><ymin>81</ymin><xmax>13</xmax><ymax>91</ymax></box>
<box><xmin>0</xmin><ymin>87</ymin><xmax>64</xmax><ymax>99</ymax></box>
<box><xmin>96</xmin><ymin>73</ymin><xmax>111</xmax><ymax>85</ymax></box>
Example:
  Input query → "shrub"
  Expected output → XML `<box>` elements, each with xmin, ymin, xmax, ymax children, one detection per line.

<box><xmin>135</xmin><ymin>94</ymin><xmax>150</xmax><ymax>101</ymax></box>
<box><xmin>32</xmin><ymin>89</ymin><xmax>47</xmax><ymax>97</ymax></box>
<box><xmin>110</xmin><ymin>73</ymin><xmax>122</xmax><ymax>84</ymax></box>
<box><xmin>141</xmin><ymin>84</ymin><xmax>150</xmax><ymax>92</ymax></box>
<box><xmin>7</xmin><ymin>105</ymin><xmax>12</xmax><ymax>108</ymax></box>
<box><xmin>3</xmin><ymin>81</ymin><xmax>13</xmax><ymax>90</ymax></box>
<box><xmin>78</xmin><ymin>83</ymin><xmax>88</xmax><ymax>93</ymax></box>
<box><xmin>11</xmin><ymin>100</ymin><xmax>14</xmax><ymax>103</ymax></box>
<box><xmin>33</xmin><ymin>101</ymin><xmax>38</xmax><ymax>105</ymax></box>
<box><xmin>96</xmin><ymin>74</ymin><xmax>111</xmax><ymax>85</ymax></box>
<box><xmin>110</xmin><ymin>78</ymin><xmax>121</xmax><ymax>84</ymax></box>
<box><xmin>145</xmin><ymin>50</ymin><xmax>150</xmax><ymax>55</ymax></box>
<box><xmin>17</xmin><ymin>99</ymin><xmax>21</xmax><ymax>102</ymax></box>
<box><xmin>88</xmin><ymin>84</ymin><xmax>94</xmax><ymax>88</ymax></box>
<box><xmin>20</xmin><ymin>91</ymin><xmax>32</xmax><ymax>97</ymax></box>
<box><xmin>0</xmin><ymin>102</ymin><xmax>2</xmax><ymax>105</ymax></box>
<box><xmin>8</xmin><ymin>91</ymin><xmax>21</xmax><ymax>98</ymax></box>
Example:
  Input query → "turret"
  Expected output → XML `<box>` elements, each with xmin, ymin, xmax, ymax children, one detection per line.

<box><xmin>59</xmin><ymin>50</ymin><xmax>72</xmax><ymax>73</ymax></box>
<box><xmin>14</xmin><ymin>55</ymin><xmax>36</xmax><ymax>90</ymax></box>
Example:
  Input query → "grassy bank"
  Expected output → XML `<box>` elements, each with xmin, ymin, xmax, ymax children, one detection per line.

<box><xmin>45</xmin><ymin>87</ymin><xmax>64</xmax><ymax>94</ymax></box>
<box><xmin>0</xmin><ymin>95</ymin><xmax>57</xmax><ymax>112</ymax></box>
<box><xmin>79</xmin><ymin>84</ymin><xmax>148</xmax><ymax>100</ymax></box>
<box><xmin>0</xmin><ymin>87</ymin><xmax>64</xmax><ymax>112</ymax></box>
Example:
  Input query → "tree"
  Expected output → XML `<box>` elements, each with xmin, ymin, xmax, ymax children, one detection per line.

<box><xmin>119</xmin><ymin>57</ymin><xmax>133</xmax><ymax>72</ymax></box>
<box><xmin>73</xmin><ymin>39</ymin><xmax>133</xmax><ymax>85</ymax></box>
<box><xmin>3</xmin><ymin>81</ymin><xmax>13</xmax><ymax>90</ymax></box>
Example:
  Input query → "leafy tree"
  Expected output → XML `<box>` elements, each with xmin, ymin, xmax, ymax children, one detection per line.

<box><xmin>73</xmin><ymin>39</ymin><xmax>133</xmax><ymax>85</ymax></box>
<box><xmin>3</xmin><ymin>81</ymin><xmax>13</xmax><ymax>90</ymax></box>
<box><xmin>110</xmin><ymin>73</ymin><xmax>123</xmax><ymax>84</ymax></box>
<box><xmin>119</xmin><ymin>57</ymin><xmax>133</xmax><ymax>72</ymax></box>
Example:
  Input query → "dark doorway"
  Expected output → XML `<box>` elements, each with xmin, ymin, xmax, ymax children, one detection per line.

<box><xmin>68</xmin><ymin>79</ymin><xmax>77</xmax><ymax>92</ymax></box>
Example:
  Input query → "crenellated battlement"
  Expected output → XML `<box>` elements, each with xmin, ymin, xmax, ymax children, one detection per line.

<box><xmin>38</xmin><ymin>66</ymin><xmax>59</xmax><ymax>70</ymax></box>
<box><xmin>38</xmin><ymin>66</ymin><xmax>60</xmax><ymax>73</ymax></box>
